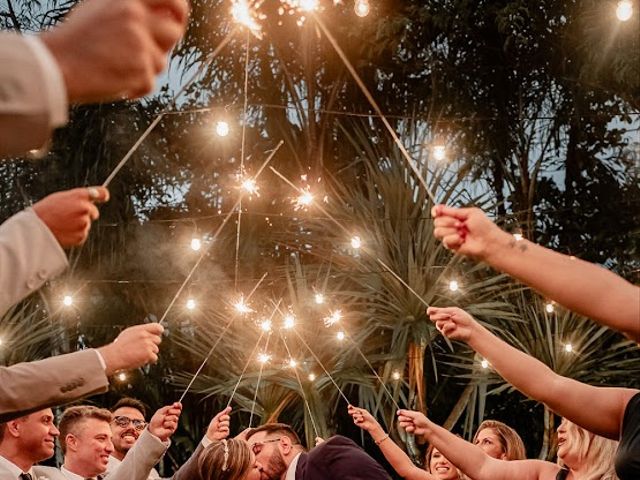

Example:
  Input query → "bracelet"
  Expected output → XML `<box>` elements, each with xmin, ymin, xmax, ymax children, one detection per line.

<box><xmin>375</xmin><ymin>433</ymin><xmax>390</xmax><ymax>445</ymax></box>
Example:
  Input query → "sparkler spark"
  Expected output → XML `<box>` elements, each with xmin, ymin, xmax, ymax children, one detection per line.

<box><xmin>241</xmin><ymin>178</ymin><xmax>259</xmax><ymax>195</ymax></box>
<box><xmin>260</xmin><ymin>319</ymin><xmax>272</xmax><ymax>332</ymax></box>
<box><xmin>191</xmin><ymin>238</ymin><xmax>202</xmax><ymax>251</ymax></box>
<box><xmin>63</xmin><ymin>295</ymin><xmax>73</xmax><ymax>307</ymax></box>
<box><xmin>314</xmin><ymin>293</ymin><xmax>325</xmax><ymax>305</ymax></box>
<box><xmin>186</xmin><ymin>298</ymin><xmax>197</xmax><ymax>310</ymax></box>
<box><xmin>231</xmin><ymin>0</ymin><xmax>264</xmax><ymax>38</ymax></box>
<box><xmin>258</xmin><ymin>352</ymin><xmax>271</xmax><ymax>364</ymax></box>
<box><xmin>283</xmin><ymin>314</ymin><xmax>296</xmax><ymax>329</ymax></box>
<box><xmin>295</xmin><ymin>188</ymin><xmax>314</xmax><ymax>209</ymax></box>
<box><xmin>324</xmin><ymin>310</ymin><xmax>342</xmax><ymax>327</ymax></box>
<box><xmin>234</xmin><ymin>297</ymin><xmax>254</xmax><ymax>314</ymax></box>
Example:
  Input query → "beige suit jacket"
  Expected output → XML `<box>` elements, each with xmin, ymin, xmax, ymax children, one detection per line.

<box><xmin>0</xmin><ymin>32</ymin><xmax>58</xmax><ymax>157</ymax></box>
<box><xmin>33</xmin><ymin>428</ymin><xmax>168</xmax><ymax>480</ymax></box>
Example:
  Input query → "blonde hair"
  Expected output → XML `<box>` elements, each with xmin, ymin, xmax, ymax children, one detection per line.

<box><xmin>198</xmin><ymin>439</ymin><xmax>253</xmax><ymax>480</ymax></box>
<box><xmin>557</xmin><ymin>420</ymin><xmax>618</xmax><ymax>480</ymax></box>
<box><xmin>425</xmin><ymin>444</ymin><xmax>463</xmax><ymax>479</ymax></box>
<box><xmin>473</xmin><ymin>420</ymin><xmax>527</xmax><ymax>460</ymax></box>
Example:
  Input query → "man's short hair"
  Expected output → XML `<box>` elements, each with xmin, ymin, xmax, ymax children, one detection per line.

<box><xmin>58</xmin><ymin>406</ymin><xmax>112</xmax><ymax>454</ymax></box>
<box><xmin>110</xmin><ymin>397</ymin><xmax>147</xmax><ymax>418</ymax></box>
<box><xmin>0</xmin><ymin>423</ymin><xmax>6</xmax><ymax>442</ymax></box>
<box><xmin>246</xmin><ymin>423</ymin><xmax>302</xmax><ymax>445</ymax></box>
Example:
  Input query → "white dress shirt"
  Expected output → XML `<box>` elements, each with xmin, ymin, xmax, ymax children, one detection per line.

<box><xmin>0</xmin><ymin>455</ymin><xmax>35</xmax><ymax>480</ymax></box>
<box><xmin>285</xmin><ymin>453</ymin><xmax>302</xmax><ymax>480</ymax></box>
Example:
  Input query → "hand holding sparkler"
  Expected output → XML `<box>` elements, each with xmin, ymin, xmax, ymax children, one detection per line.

<box><xmin>207</xmin><ymin>406</ymin><xmax>232</xmax><ymax>441</ymax></box>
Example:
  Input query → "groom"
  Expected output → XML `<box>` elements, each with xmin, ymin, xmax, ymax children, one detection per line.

<box><xmin>246</xmin><ymin>423</ymin><xmax>391</xmax><ymax>479</ymax></box>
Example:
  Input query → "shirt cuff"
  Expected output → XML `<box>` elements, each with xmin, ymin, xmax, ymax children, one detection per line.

<box><xmin>201</xmin><ymin>436</ymin><xmax>213</xmax><ymax>448</ymax></box>
<box><xmin>94</xmin><ymin>349</ymin><xmax>107</xmax><ymax>371</ymax></box>
<box><xmin>22</xmin><ymin>35</ymin><xmax>68</xmax><ymax>129</ymax></box>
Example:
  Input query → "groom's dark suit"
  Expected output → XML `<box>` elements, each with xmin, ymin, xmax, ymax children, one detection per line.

<box><xmin>294</xmin><ymin>435</ymin><xmax>391</xmax><ymax>479</ymax></box>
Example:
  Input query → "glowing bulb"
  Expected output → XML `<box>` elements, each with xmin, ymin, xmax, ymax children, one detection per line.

<box><xmin>308</xmin><ymin>373</ymin><xmax>316</xmax><ymax>381</ymax></box>
<box><xmin>392</xmin><ymin>371</ymin><xmax>401</xmax><ymax>381</ymax></box>
<box><xmin>350</xmin><ymin>236</ymin><xmax>362</xmax><ymax>249</ymax></box>
<box><xmin>191</xmin><ymin>238</ymin><xmax>202</xmax><ymax>251</ymax></box>
<box><xmin>564</xmin><ymin>343</ymin><xmax>573</xmax><ymax>353</ymax></box>
<box><xmin>63</xmin><ymin>295</ymin><xmax>73</xmax><ymax>306</ymax></box>
<box><xmin>296</xmin><ymin>189</ymin><xmax>313</xmax><ymax>207</ymax></box>
<box><xmin>260</xmin><ymin>319</ymin><xmax>272</xmax><ymax>332</ymax></box>
<box><xmin>433</xmin><ymin>145</ymin><xmax>446</xmax><ymax>162</ymax></box>
<box><xmin>336</xmin><ymin>331</ymin><xmax>345</xmax><ymax>341</ymax></box>
<box><xmin>545</xmin><ymin>302</ymin><xmax>555</xmax><ymax>313</ymax></box>
<box><xmin>215</xmin><ymin>120</ymin><xmax>230</xmax><ymax>137</ymax></box>
<box><xmin>258</xmin><ymin>353</ymin><xmax>271</xmax><ymax>364</ymax></box>
<box><xmin>234</xmin><ymin>297</ymin><xmax>253</xmax><ymax>314</ymax></box>
<box><xmin>117</xmin><ymin>372</ymin><xmax>127</xmax><ymax>382</ymax></box>
<box><xmin>324</xmin><ymin>310</ymin><xmax>342</xmax><ymax>327</ymax></box>
<box><xmin>283</xmin><ymin>314</ymin><xmax>295</xmax><ymax>329</ymax></box>
<box><xmin>448</xmin><ymin>280</ymin><xmax>459</xmax><ymax>292</ymax></box>
<box><xmin>288</xmin><ymin>358</ymin><xmax>298</xmax><ymax>368</ymax></box>
<box><xmin>300</xmin><ymin>0</ymin><xmax>318</xmax><ymax>11</ymax></box>
<box><xmin>186</xmin><ymin>298</ymin><xmax>196</xmax><ymax>310</ymax></box>
<box><xmin>617</xmin><ymin>0</ymin><xmax>633</xmax><ymax>21</ymax></box>
<box><xmin>241</xmin><ymin>178</ymin><xmax>258</xmax><ymax>195</ymax></box>
<box><xmin>481</xmin><ymin>359</ymin><xmax>489</xmax><ymax>369</ymax></box>
<box><xmin>354</xmin><ymin>0</ymin><xmax>370</xmax><ymax>17</ymax></box>
<box><xmin>314</xmin><ymin>293</ymin><xmax>325</xmax><ymax>305</ymax></box>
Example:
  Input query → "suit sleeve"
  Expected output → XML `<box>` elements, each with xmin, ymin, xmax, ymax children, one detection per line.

<box><xmin>307</xmin><ymin>436</ymin><xmax>392</xmax><ymax>480</ymax></box>
<box><xmin>106</xmin><ymin>429</ymin><xmax>169</xmax><ymax>480</ymax></box>
<box><xmin>0</xmin><ymin>349</ymin><xmax>109</xmax><ymax>423</ymax></box>
<box><xmin>0</xmin><ymin>32</ymin><xmax>67</xmax><ymax>157</ymax></box>
<box><xmin>0</xmin><ymin>208</ymin><xmax>68</xmax><ymax>316</ymax></box>
<box><xmin>168</xmin><ymin>442</ymin><xmax>204</xmax><ymax>480</ymax></box>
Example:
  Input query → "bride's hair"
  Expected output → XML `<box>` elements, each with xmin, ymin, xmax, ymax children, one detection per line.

<box><xmin>198</xmin><ymin>438</ymin><xmax>253</xmax><ymax>480</ymax></box>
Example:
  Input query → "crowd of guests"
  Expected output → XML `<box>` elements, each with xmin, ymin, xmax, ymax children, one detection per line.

<box><xmin>0</xmin><ymin>0</ymin><xmax>638</xmax><ymax>479</ymax></box>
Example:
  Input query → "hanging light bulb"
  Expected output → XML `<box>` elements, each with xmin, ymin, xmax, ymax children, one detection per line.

<box><xmin>350</xmin><ymin>235</ymin><xmax>362</xmax><ymax>249</ymax></box>
<box><xmin>617</xmin><ymin>0</ymin><xmax>633</xmax><ymax>21</ymax></box>
<box><xmin>186</xmin><ymin>298</ymin><xmax>197</xmax><ymax>310</ymax></box>
<box><xmin>308</xmin><ymin>373</ymin><xmax>316</xmax><ymax>381</ymax></box>
<box><xmin>260</xmin><ymin>319</ymin><xmax>272</xmax><ymax>332</ymax></box>
<box><xmin>545</xmin><ymin>301</ymin><xmax>555</xmax><ymax>313</ymax></box>
<box><xmin>564</xmin><ymin>343</ymin><xmax>573</xmax><ymax>353</ymax></box>
<box><xmin>63</xmin><ymin>295</ymin><xmax>73</xmax><ymax>307</ymax></box>
<box><xmin>336</xmin><ymin>331</ymin><xmax>346</xmax><ymax>341</ymax></box>
<box><xmin>432</xmin><ymin>144</ymin><xmax>447</xmax><ymax>162</ymax></box>
<box><xmin>117</xmin><ymin>372</ymin><xmax>127</xmax><ymax>382</ymax></box>
<box><xmin>354</xmin><ymin>0</ymin><xmax>370</xmax><ymax>17</ymax></box>
<box><xmin>314</xmin><ymin>293</ymin><xmax>325</xmax><ymax>305</ymax></box>
<box><xmin>481</xmin><ymin>359</ymin><xmax>489</xmax><ymax>369</ymax></box>
<box><xmin>283</xmin><ymin>314</ymin><xmax>295</xmax><ymax>330</ymax></box>
<box><xmin>215</xmin><ymin>120</ymin><xmax>230</xmax><ymax>137</ymax></box>
<box><xmin>191</xmin><ymin>238</ymin><xmax>202</xmax><ymax>251</ymax></box>
<box><xmin>391</xmin><ymin>370</ymin><xmax>401</xmax><ymax>381</ymax></box>
<box><xmin>448</xmin><ymin>280</ymin><xmax>459</xmax><ymax>292</ymax></box>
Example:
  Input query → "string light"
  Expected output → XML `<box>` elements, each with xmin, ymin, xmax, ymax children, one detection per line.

<box><xmin>354</xmin><ymin>0</ymin><xmax>370</xmax><ymax>17</ymax></box>
<box><xmin>391</xmin><ymin>370</ymin><xmax>401</xmax><ymax>381</ymax></box>
<box><xmin>116</xmin><ymin>372</ymin><xmax>127</xmax><ymax>382</ymax></box>
<box><xmin>350</xmin><ymin>235</ymin><xmax>362</xmax><ymax>249</ymax></box>
<box><xmin>186</xmin><ymin>298</ymin><xmax>197</xmax><ymax>310</ymax></box>
<box><xmin>258</xmin><ymin>352</ymin><xmax>271</xmax><ymax>364</ymax></box>
<box><xmin>63</xmin><ymin>295</ymin><xmax>73</xmax><ymax>307</ymax></box>
<box><xmin>283</xmin><ymin>314</ymin><xmax>295</xmax><ymax>329</ymax></box>
<box><xmin>190</xmin><ymin>238</ymin><xmax>202</xmax><ymax>251</ymax></box>
<box><xmin>448</xmin><ymin>280</ymin><xmax>459</xmax><ymax>292</ymax></box>
<box><xmin>234</xmin><ymin>297</ymin><xmax>253</xmax><ymax>314</ymax></box>
<box><xmin>324</xmin><ymin>310</ymin><xmax>342</xmax><ymax>327</ymax></box>
<box><xmin>481</xmin><ymin>359</ymin><xmax>490</xmax><ymax>369</ymax></box>
<box><xmin>616</xmin><ymin>0</ymin><xmax>633</xmax><ymax>21</ymax></box>
<box><xmin>545</xmin><ymin>301</ymin><xmax>555</xmax><ymax>313</ymax></box>
<box><xmin>336</xmin><ymin>331</ymin><xmax>345</xmax><ymax>341</ymax></box>
<box><xmin>432</xmin><ymin>144</ymin><xmax>447</xmax><ymax>162</ymax></box>
<box><xmin>308</xmin><ymin>373</ymin><xmax>316</xmax><ymax>381</ymax></box>
<box><xmin>564</xmin><ymin>343</ymin><xmax>573</xmax><ymax>353</ymax></box>
<box><xmin>314</xmin><ymin>293</ymin><xmax>325</xmax><ymax>305</ymax></box>
<box><xmin>260</xmin><ymin>319</ymin><xmax>273</xmax><ymax>332</ymax></box>
<box><xmin>215</xmin><ymin>120</ymin><xmax>230</xmax><ymax>137</ymax></box>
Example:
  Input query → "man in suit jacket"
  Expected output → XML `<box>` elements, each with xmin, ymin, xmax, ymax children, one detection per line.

<box><xmin>246</xmin><ymin>423</ymin><xmax>392</xmax><ymax>480</ymax></box>
<box><xmin>106</xmin><ymin>398</ymin><xmax>231</xmax><ymax>479</ymax></box>
<box><xmin>0</xmin><ymin>0</ymin><xmax>189</xmax><ymax>157</ymax></box>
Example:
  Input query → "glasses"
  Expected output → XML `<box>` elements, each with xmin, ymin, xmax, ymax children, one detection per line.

<box><xmin>250</xmin><ymin>438</ymin><xmax>282</xmax><ymax>454</ymax></box>
<box><xmin>112</xmin><ymin>416</ymin><xmax>147</xmax><ymax>431</ymax></box>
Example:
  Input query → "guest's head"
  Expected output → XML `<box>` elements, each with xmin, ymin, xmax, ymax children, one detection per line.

<box><xmin>425</xmin><ymin>445</ymin><xmax>461</xmax><ymax>480</ymax></box>
<box><xmin>109</xmin><ymin>397</ymin><xmax>148</xmax><ymax>460</ymax></box>
<box><xmin>473</xmin><ymin>419</ymin><xmax>526</xmax><ymax>460</ymax></box>
<box><xmin>0</xmin><ymin>408</ymin><xmax>59</xmax><ymax>469</ymax></box>
<box><xmin>246</xmin><ymin>423</ymin><xmax>304</xmax><ymax>480</ymax></box>
<box><xmin>198</xmin><ymin>438</ymin><xmax>261</xmax><ymax>480</ymax></box>
<box><xmin>59</xmin><ymin>405</ymin><xmax>114</xmax><ymax>478</ymax></box>
<box><xmin>556</xmin><ymin>418</ymin><xmax>618</xmax><ymax>478</ymax></box>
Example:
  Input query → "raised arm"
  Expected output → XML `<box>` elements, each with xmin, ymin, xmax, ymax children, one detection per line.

<box><xmin>348</xmin><ymin>405</ymin><xmax>432</xmax><ymax>480</ymax></box>
<box><xmin>396</xmin><ymin>410</ymin><xmax>556</xmax><ymax>480</ymax></box>
<box><xmin>428</xmin><ymin>306</ymin><xmax>637</xmax><ymax>439</ymax></box>
<box><xmin>431</xmin><ymin>205</ymin><xmax>640</xmax><ymax>342</ymax></box>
